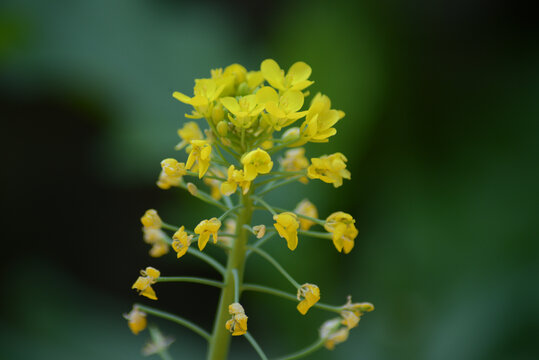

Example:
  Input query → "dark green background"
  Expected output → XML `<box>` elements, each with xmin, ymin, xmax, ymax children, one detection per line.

<box><xmin>1</xmin><ymin>0</ymin><xmax>538</xmax><ymax>359</ymax></box>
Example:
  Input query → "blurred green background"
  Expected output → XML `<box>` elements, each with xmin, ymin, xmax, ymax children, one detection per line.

<box><xmin>1</xmin><ymin>0</ymin><xmax>538</xmax><ymax>359</ymax></box>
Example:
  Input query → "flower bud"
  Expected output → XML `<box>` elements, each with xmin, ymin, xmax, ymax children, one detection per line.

<box><xmin>216</xmin><ymin>121</ymin><xmax>229</xmax><ymax>137</ymax></box>
<box><xmin>282</xmin><ymin>127</ymin><xmax>300</xmax><ymax>142</ymax></box>
<box><xmin>187</xmin><ymin>182</ymin><xmax>198</xmax><ymax>196</ymax></box>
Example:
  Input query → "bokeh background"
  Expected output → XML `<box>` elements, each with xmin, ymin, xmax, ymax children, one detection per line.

<box><xmin>1</xmin><ymin>0</ymin><xmax>538</xmax><ymax>359</ymax></box>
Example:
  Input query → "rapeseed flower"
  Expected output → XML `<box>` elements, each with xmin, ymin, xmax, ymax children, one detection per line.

<box><xmin>294</xmin><ymin>199</ymin><xmax>318</xmax><ymax>230</ymax></box>
<box><xmin>141</xmin><ymin>210</ymin><xmax>169</xmax><ymax>257</ymax></box>
<box><xmin>256</xmin><ymin>86</ymin><xmax>307</xmax><ymax>130</ymax></box>
<box><xmin>297</xmin><ymin>283</ymin><xmax>320</xmax><ymax>315</ymax></box>
<box><xmin>307</xmin><ymin>153</ymin><xmax>351</xmax><ymax>188</ymax></box>
<box><xmin>225</xmin><ymin>303</ymin><xmax>248</xmax><ymax>336</ymax></box>
<box><xmin>324</xmin><ymin>212</ymin><xmax>358</xmax><ymax>254</ymax></box>
<box><xmin>298</xmin><ymin>93</ymin><xmax>345</xmax><ymax>144</ymax></box>
<box><xmin>124</xmin><ymin>307</ymin><xmax>147</xmax><ymax>335</ymax></box>
<box><xmin>172</xmin><ymin>226</ymin><xmax>193</xmax><ymax>259</ymax></box>
<box><xmin>186</xmin><ymin>140</ymin><xmax>212</xmax><ymax>178</ymax></box>
<box><xmin>173</xmin><ymin>78</ymin><xmax>224</xmax><ymax>119</ymax></box>
<box><xmin>220</xmin><ymin>95</ymin><xmax>264</xmax><ymax>129</ymax></box>
<box><xmin>132</xmin><ymin>267</ymin><xmax>160</xmax><ymax>300</ymax></box>
<box><xmin>260</xmin><ymin>59</ymin><xmax>314</xmax><ymax>92</ymax></box>
<box><xmin>194</xmin><ymin>218</ymin><xmax>221</xmax><ymax>250</ymax></box>
<box><xmin>273</xmin><ymin>212</ymin><xmax>299</xmax><ymax>250</ymax></box>
<box><xmin>175</xmin><ymin>122</ymin><xmax>203</xmax><ymax>150</ymax></box>
<box><xmin>220</xmin><ymin>165</ymin><xmax>251</xmax><ymax>196</ymax></box>
<box><xmin>241</xmin><ymin>148</ymin><xmax>273</xmax><ymax>181</ymax></box>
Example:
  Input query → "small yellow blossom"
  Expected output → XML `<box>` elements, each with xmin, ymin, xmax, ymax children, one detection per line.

<box><xmin>220</xmin><ymin>95</ymin><xmax>264</xmax><ymax>129</ymax></box>
<box><xmin>297</xmin><ymin>284</ymin><xmax>320</xmax><ymax>315</ymax></box>
<box><xmin>186</xmin><ymin>140</ymin><xmax>212</xmax><ymax>178</ymax></box>
<box><xmin>194</xmin><ymin>217</ymin><xmax>221</xmax><ymax>251</ymax></box>
<box><xmin>307</xmin><ymin>153</ymin><xmax>351</xmax><ymax>188</ymax></box>
<box><xmin>241</xmin><ymin>148</ymin><xmax>273</xmax><ymax>181</ymax></box>
<box><xmin>173</xmin><ymin>78</ymin><xmax>224</xmax><ymax>119</ymax></box>
<box><xmin>141</xmin><ymin>209</ymin><xmax>162</xmax><ymax>229</ymax></box>
<box><xmin>260</xmin><ymin>59</ymin><xmax>314</xmax><ymax>91</ymax></box>
<box><xmin>325</xmin><ymin>328</ymin><xmax>349</xmax><ymax>350</ymax></box>
<box><xmin>340</xmin><ymin>310</ymin><xmax>360</xmax><ymax>329</ymax></box>
<box><xmin>220</xmin><ymin>165</ymin><xmax>251</xmax><ymax>196</ymax></box>
<box><xmin>261</xmin><ymin>140</ymin><xmax>274</xmax><ymax>150</ymax></box>
<box><xmin>123</xmin><ymin>307</ymin><xmax>147</xmax><ymax>335</ymax></box>
<box><xmin>273</xmin><ymin>212</ymin><xmax>299</xmax><ymax>250</ymax></box>
<box><xmin>281</xmin><ymin>148</ymin><xmax>309</xmax><ymax>184</ymax></box>
<box><xmin>252</xmin><ymin>224</ymin><xmax>266</xmax><ymax>239</ymax></box>
<box><xmin>141</xmin><ymin>210</ymin><xmax>169</xmax><ymax>257</ymax></box>
<box><xmin>319</xmin><ymin>318</ymin><xmax>349</xmax><ymax>350</ymax></box>
<box><xmin>175</xmin><ymin>122</ymin><xmax>203</xmax><ymax>150</ymax></box>
<box><xmin>324</xmin><ymin>212</ymin><xmax>358</xmax><ymax>254</ymax></box>
<box><xmin>246</xmin><ymin>70</ymin><xmax>264</xmax><ymax>90</ymax></box>
<box><xmin>161</xmin><ymin>158</ymin><xmax>187</xmax><ymax>177</ymax></box>
<box><xmin>172</xmin><ymin>226</ymin><xmax>193</xmax><ymax>259</ymax></box>
<box><xmin>256</xmin><ymin>86</ymin><xmax>307</xmax><ymax>130</ymax></box>
<box><xmin>132</xmin><ymin>267</ymin><xmax>160</xmax><ymax>300</ymax></box>
<box><xmin>298</xmin><ymin>93</ymin><xmax>345</xmax><ymax>144</ymax></box>
<box><xmin>294</xmin><ymin>199</ymin><xmax>318</xmax><ymax>230</ymax></box>
<box><xmin>156</xmin><ymin>170</ymin><xmax>182</xmax><ymax>190</ymax></box>
<box><xmin>225</xmin><ymin>303</ymin><xmax>248</xmax><ymax>336</ymax></box>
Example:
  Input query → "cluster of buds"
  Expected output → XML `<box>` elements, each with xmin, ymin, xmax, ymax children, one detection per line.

<box><xmin>125</xmin><ymin>59</ymin><xmax>373</xmax><ymax>359</ymax></box>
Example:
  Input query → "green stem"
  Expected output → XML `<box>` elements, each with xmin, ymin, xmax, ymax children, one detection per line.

<box><xmin>246</xmin><ymin>246</ymin><xmax>301</xmax><ymax>289</ymax></box>
<box><xmin>207</xmin><ymin>191</ymin><xmax>253</xmax><ymax>360</ymax></box>
<box><xmin>271</xmin><ymin>206</ymin><xmax>325</xmax><ymax>226</ymax></box>
<box><xmin>157</xmin><ymin>276</ymin><xmax>224</xmax><ymax>288</ymax></box>
<box><xmin>179</xmin><ymin>181</ymin><xmax>228</xmax><ymax>211</ymax></box>
<box><xmin>245</xmin><ymin>231</ymin><xmax>277</xmax><ymax>258</ymax></box>
<box><xmin>298</xmin><ymin>230</ymin><xmax>332</xmax><ymax>240</ymax></box>
<box><xmin>186</xmin><ymin>171</ymin><xmax>227</xmax><ymax>181</ymax></box>
<box><xmin>232</xmin><ymin>269</ymin><xmax>240</xmax><ymax>302</ymax></box>
<box><xmin>245</xmin><ymin>332</ymin><xmax>269</xmax><ymax>360</ymax></box>
<box><xmin>218</xmin><ymin>205</ymin><xmax>243</xmax><ymax>222</ymax></box>
<box><xmin>241</xmin><ymin>284</ymin><xmax>342</xmax><ymax>313</ymax></box>
<box><xmin>135</xmin><ymin>304</ymin><xmax>211</xmax><ymax>342</ymax></box>
<box><xmin>273</xmin><ymin>337</ymin><xmax>326</xmax><ymax>360</ymax></box>
<box><xmin>161</xmin><ymin>222</ymin><xmax>179</xmax><ymax>232</ymax></box>
<box><xmin>187</xmin><ymin>248</ymin><xmax>226</xmax><ymax>276</ymax></box>
<box><xmin>256</xmin><ymin>175</ymin><xmax>303</xmax><ymax>197</ymax></box>
<box><xmin>252</xmin><ymin>196</ymin><xmax>277</xmax><ymax>216</ymax></box>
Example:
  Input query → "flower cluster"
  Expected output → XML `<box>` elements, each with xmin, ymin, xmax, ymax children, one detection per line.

<box><xmin>125</xmin><ymin>59</ymin><xmax>373</xmax><ymax>359</ymax></box>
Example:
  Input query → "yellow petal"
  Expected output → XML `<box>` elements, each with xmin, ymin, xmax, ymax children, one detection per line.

<box><xmin>220</xmin><ymin>97</ymin><xmax>240</xmax><ymax>115</ymax></box>
<box><xmin>255</xmin><ymin>86</ymin><xmax>279</xmax><ymax>104</ymax></box>
<box><xmin>288</xmin><ymin>61</ymin><xmax>312</xmax><ymax>82</ymax></box>
<box><xmin>261</xmin><ymin>59</ymin><xmax>285</xmax><ymax>90</ymax></box>
<box><xmin>172</xmin><ymin>91</ymin><xmax>191</xmax><ymax>104</ymax></box>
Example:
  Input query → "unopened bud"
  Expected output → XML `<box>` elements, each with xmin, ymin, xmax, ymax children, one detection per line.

<box><xmin>252</xmin><ymin>225</ymin><xmax>266</xmax><ymax>239</ymax></box>
<box><xmin>212</xmin><ymin>106</ymin><xmax>224</xmax><ymax>123</ymax></box>
<box><xmin>187</xmin><ymin>182</ymin><xmax>198</xmax><ymax>196</ymax></box>
<box><xmin>282</xmin><ymin>127</ymin><xmax>300</xmax><ymax>142</ymax></box>
<box><xmin>216</xmin><ymin>121</ymin><xmax>229</xmax><ymax>137</ymax></box>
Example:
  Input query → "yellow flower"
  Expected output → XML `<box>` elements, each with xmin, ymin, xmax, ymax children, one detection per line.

<box><xmin>194</xmin><ymin>217</ymin><xmax>221</xmax><ymax>250</ymax></box>
<box><xmin>123</xmin><ymin>307</ymin><xmax>147</xmax><ymax>335</ymax></box>
<box><xmin>175</xmin><ymin>122</ymin><xmax>203</xmax><ymax>150</ymax></box>
<box><xmin>225</xmin><ymin>303</ymin><xmax>248</xmax><ymax>336</ymax></box>
<box><xmin>298</xmin><ymin>93</ymin><xmax>345</xmax><ymax>144</ymax></box>
<box><xmin>241</xmin><ymin>148</ymin><xmax>273</xmax><ymax>181</ymax></box>
<box><xmin>156</xmin><ymin>170</ymin><xmax>182</xmax><ymax>190</ymax></box>
<box><xmin>260</xmin><ymin>59</ymin><xmax>314</xmax><ymax>91</ymax></box>
<box><xmin>307</xmin><ymin>153</ymin><xmax>351</xmax><ymax>188</ymax></box>
<box><xmin>324</xmin><ymin>212</ymin><xmax>358</xmax><ymax>254</ymax></box>
<box><xmin>297</xmin><ymin>283</ymin><xmax>320</xmax><ymax>315</ymax></box>
<box><xmin>220</xmin><ymin>95</ymin><xmax>264</xmax><ymax>129</ymax></box>
<box><xmin>186</xmin><ymin>140</ymin><xmax>212</xmax><ymax>178</ymax></box>
<box><xmin>261</xmin><ymin>140</ymin><xmax>274</xmax><ymax>150</ymax></box>
<box><xmin>294</xmin><ymin>199</ymin><xmax>318</xmax><ymax>230</ymax></box>
<box><xmin>325</xmin><ymin>328</ymin><xmax>349</xmax><ymax>350</ymax></box>
<box><xmin>281</xmin><ymin>148</ymin><xmax>309</xmax><ymax>184</ymax></box>
<box><xmin>256</xmin><ymin>86</ymin><xmax>307</xmax><ymax>130</ymax></box>
<box><xmin>173</xmin><ymin>78</ymin><xmax>224</xmax><ymax>119</ymax></box>
<box><xmin>220</xmin><ymin>165</ymin><xmax>251</xmax><ymax>196</ymax></box>
<box><xmin>141</xmin><ymin>209</ymin><xmax>162</xmax><ymax>228</ymax></box>
<box><xmin>172</xmin><ymin>226</ymin><xmax>193</xmax><ymax>259</ymax></box>
<box><xmin>252</xmin><ymin>224</ymin><xmax>266</xmax><ymax>239</ymax></box>
<box><xmin>340</xmin><ymin>310</ymin><xmax>360</xmax><ymax>329</ymax></box>
<box><xmin>141</xmin><ymin>210</ymin><xmax>169</xmax><ymax>257</ymax></box>
<box><xmin>246</xmin><ymin>70</ymin><xmax>264</xmax><ymax>90</ymax></box>
<box><xmin>319</xmin><ymin>318</ymin><xmax>349</xmax><ymax>350</ymax></box>
<box><xmin>132</xmin><ymin>267</ymin><xmax>160</xmax><ymax>300</ymax></box>
<box><xmin>273</xmin><ymin>212</ymin><xmax>299</xmax><ymax>250</ymax></box>
<box><xmin>161</xmin><ymin>158</ymin><xmax>187</xmax><ymax>177</ymax></box>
